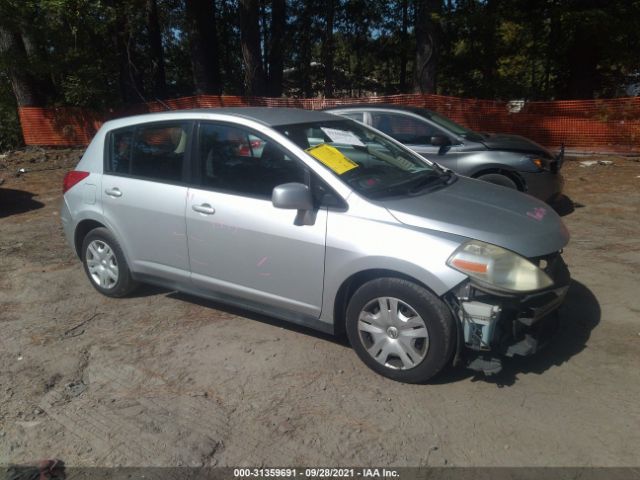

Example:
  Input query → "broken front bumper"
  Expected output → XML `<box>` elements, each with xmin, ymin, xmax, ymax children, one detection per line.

<box><xmin>447</xmin><ymin>252</ymin><xmax>571</xmax><ymax>375</ymax></box>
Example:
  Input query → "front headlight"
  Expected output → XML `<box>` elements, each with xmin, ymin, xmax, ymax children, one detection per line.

<box><xmin>526</xmin><ymin>155</ymin><xmax>548</xmax><ymax>170</ymax></box>
<box><xmin>447</xmin><ymin>240</ymin><xmax>553</xmax><ymax>292</ymax></box>
<box><xmin>530</xmin><ymin>157</ymin><xmax>544</xmax><ymax>169</ymax></box>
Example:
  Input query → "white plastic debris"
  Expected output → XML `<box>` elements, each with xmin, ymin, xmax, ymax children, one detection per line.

<box><xmin>507</xmin><ymin>99</ymin><xmax>525</xmax><ymax>113</ymax></box>
<box><xmin>579</xmin><ymin>160</ymin><xmax>597</xmax><ymax>167</ymax></box>
<box><xmin>598</xmin><ymin>160</ymin><xmax>614</xmax><ymax>166</ymax></box>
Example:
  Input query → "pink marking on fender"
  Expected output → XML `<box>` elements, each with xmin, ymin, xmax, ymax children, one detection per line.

<box><xmin>257</xmin><ymin>256</ymin><xmax>268</xmax><ymax>267</ymax></box>
<box><xmin>527</xmin><ymin>207</ymin><xmax>547</xmax><ymax>221</ymax></box>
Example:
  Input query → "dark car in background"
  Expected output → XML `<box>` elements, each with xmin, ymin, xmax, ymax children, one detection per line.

<box><xmin>324</xmin><ymin>105</ymin><xmax>564</xmax><ymax>203</ymax></box>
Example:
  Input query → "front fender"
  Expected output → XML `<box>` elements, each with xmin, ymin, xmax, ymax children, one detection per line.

<box><xmin>319</xmin><ymin>210</ymin><xmax>469</xmax><ymax>326</ymax></box>
<box><xmin>462</xmin><ymin>151</ymin><xmax>539</xmax><ymax>176</ymax></box>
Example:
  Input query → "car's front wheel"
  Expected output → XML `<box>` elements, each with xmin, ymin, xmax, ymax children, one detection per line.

<box><xmin>81</xmin><ymin>227</ymin><xmax>138</xmax><ymax>297</ymax></box>
<box><xmin>477</xmin><ymin>172</ymin><xmax>519</xmax><ymax>190</ymax></box>
<box><xmin>345</xmin><ymin>277</ymin><xmax>456</xmax><ymax>383</ymax></box>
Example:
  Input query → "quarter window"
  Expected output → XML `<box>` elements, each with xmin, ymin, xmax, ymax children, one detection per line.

<box><xmin>197</xmin><ymin>123</ymin><xmax>308</xmax><ymax>198</ymax></box>
<box><xmin>107</xmin><ymin>122</ymin><xmax>189</xmax><ymax>183</ymax></box>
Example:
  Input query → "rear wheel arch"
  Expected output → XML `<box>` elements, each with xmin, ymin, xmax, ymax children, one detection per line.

<box><xmin>81</xmin><ymin>227</ymin><xmax>138</xmax><ymax>297</ymax></box>
<box><xmin>74</xmin><ymin>219</ymin><xmax>106</xmax><ymax>257</ymax></box>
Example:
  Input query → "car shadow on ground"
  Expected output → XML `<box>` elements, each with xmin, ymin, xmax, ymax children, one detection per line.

<box><xmin>0</xmin><ymin>188</ymin><xmax>45</xmax><ymax>218</ymax></box>
<box><xmin>145</xmin><ymin>279</ymin><xmax>597</xmax><ymax>387</ymax></box>
<box><xmin>434</xmin><ymin>280</ymin><xmax>600</xmax><ymax>387</ymax></box>
<box><xmin>167</xmin><ymin>291</ymin><xmax>349</xmax><ymax>347</ymax></box>
<box><xmin>129</xmin><ymin>283</ymin><xmax>174</xmax><ymax>298</ymax></box>
<box><xmin>551</xmin><ymin>194</ymin><xmax>585</xmax><ymax>217</ymax></box>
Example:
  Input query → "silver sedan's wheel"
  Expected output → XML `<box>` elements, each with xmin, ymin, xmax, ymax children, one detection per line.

<box><xmin>357</xmin><ymin>296</ymin><xmax>429</xmax><ymax>370</ymax></box>
<box><xmin>85</xmin><ymin>239</ymin><xmax>119</xmax><ymax>289</ymax></box>
<box><xmin>477</xmin><ymin>173</ymin><xmax>518</xmax><ymax>190</ymax></box>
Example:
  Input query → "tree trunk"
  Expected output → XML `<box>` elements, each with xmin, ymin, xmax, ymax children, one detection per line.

<box><xmin>185</xmin><ymin>0</ymin><xmax>222</xmax><ymax>95</ymax></box>
<box><xmin>259</xmin><ymin>1</ymin><xmax>268</xmax><ymax>77</ymax></box>
<box><xmin>0</xmin><ymin>25</ymin><xmax>44</xmax><ymax>106</ymax></box>
<box><xmin>146</xmin><ymin>0</ymin><xmax>167</xmax><ymax>98</ymax></box>
<box><xmin>298</xmin><ymin>2</ymin><xmax>313</xmax><ymax>97</ymax></box>
<box><xmin>322</xmin><ymin>0</ymin><xmax>335</xmax><ymax>97</ymax></box>
<box><xmin>240</xmin><ymin>0</ymin><xmax>266</xmax><ymax>96</ymax></box>
<box><xmin>413</xmin><ymin>0</ymin><xmax>439</xmax><ymax>94</ymax></box>
<box><xmin>399</xmin><ymin>0</ymin><xmax>409</xmax><ymax>93</ymax></box>
<box><xmin>564</xmin><ymin>24</ymin><xmax>598</xmax><ymax>99</ymax></box>
<box><xmin>112</xmin><ymin>5</ymin><xmax>145</xmax><ymax>104</ymax></box>
<box><xmin>267</xmin><ymin>0</ymin><xmax>286</xmax><ymax>97</ymax></box>
<box><xmin>480</xmin><ymin>0</ymin><xmax>497</xmax><ymax>97</ymax></box>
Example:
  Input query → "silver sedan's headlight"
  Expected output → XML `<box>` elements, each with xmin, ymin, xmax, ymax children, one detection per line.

<box><xmin>447</xmin><ymin>240</ymin><xmax>553</xmax><ymax>292</ymax></box>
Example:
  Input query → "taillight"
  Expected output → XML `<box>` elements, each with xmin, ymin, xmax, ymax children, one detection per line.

<box><xmin>63</xmin><ymin>170</ymin><xmax>90</xmax><ymax>194</ymax></box>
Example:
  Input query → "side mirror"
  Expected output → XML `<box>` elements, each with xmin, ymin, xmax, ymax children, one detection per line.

<box><xmin>430</xmin><ymin>135</ymin><xmax>451</xmax><ymax>147</ymax></box>
<box><xmin>272</xmin><ymin>183</ymin><xmax>314</xmax><ymax>210</ymax></box>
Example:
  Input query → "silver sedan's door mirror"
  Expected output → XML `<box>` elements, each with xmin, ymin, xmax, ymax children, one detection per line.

<box><xmin>272</xmin><ymin>183</ymin><xmax>316</xmax><ymax>226</ymax></box>
<box><xmin>272</xmin><ymin>183</ymin><xmax>314</xmax><ymax>210</ymax></box>
<box><xmin>430</xmin><ymin>135</ymin><xmax>451</xmax><ymax>147</ymax></box>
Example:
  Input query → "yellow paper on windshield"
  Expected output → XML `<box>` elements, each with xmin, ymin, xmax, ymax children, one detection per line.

<box><xmin>306</xmin><ymin>144</ymin><xmax>358</xmax><ymax>175</ymax></box>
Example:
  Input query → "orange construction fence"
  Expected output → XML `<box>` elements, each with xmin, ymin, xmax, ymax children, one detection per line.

<box><xmin>18</xmin><ymin>93</ymin><xmax>640</xmax><ymax>154</ymax></box>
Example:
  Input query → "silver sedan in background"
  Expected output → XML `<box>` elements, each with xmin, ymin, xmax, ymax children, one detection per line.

<box><xmin>324</xmin><ymin>104</ymin><xmax>565</xmax><ymax>203</ymax></box>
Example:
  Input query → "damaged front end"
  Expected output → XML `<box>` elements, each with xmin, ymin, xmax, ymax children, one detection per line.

<box><xmin>445</xmin><ymin>252</ymin><xmax>571</xmax><ymax>376</ymax></box>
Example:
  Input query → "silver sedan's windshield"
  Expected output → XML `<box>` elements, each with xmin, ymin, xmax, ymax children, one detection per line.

<box><xmin>426</xmin><ymin>111</ymin><xmax>484</xmax><ymax>142</ymax></box>
<box><xmin>275</xmin><ymin>120</ymin><xmax>449</xmax><ymax>198</ymax></box>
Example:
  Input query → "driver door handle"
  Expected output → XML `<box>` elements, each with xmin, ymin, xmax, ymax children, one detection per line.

<box><xmin>192</xmin><ymin>203</ymin><xmax>215</xmax><ymax>215</ymax></box>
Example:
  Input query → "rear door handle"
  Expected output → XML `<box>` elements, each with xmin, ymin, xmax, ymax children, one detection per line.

<box><xmin>105</xmin><ymin>187</ymin><xmax>122</xmax><ymax>198</ymax></box>
<box><xmin>192</xmin><ymin>203</ymin><xmax>215</xmax><ymax>215</ymax></box>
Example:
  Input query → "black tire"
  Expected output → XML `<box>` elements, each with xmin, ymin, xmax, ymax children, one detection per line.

<box><xmin>345</xmin><ymin>277</ymin><xmax>456</xmax><ymax>383</ymax></box>
<box><xmin>81</xmin><ymin>227</ymin><xmax>138</xmax><ymax>298</ymax></box>
<box><xmin>477</xmin><ymin>172</ymin><xmax>519</xmax><ymax>190</ymax></box>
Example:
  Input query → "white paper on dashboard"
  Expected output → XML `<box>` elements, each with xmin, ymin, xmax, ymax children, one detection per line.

<box><xmin>320</xmin><ymin>127</ymin><xmax>366</xmax><ymax>146</ymax></box>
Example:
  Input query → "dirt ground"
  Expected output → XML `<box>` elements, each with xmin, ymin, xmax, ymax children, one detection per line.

<box><xmin>0</xmin><ymin>148</ymin><xmax>639</xmax><ymax>468</ymax></box>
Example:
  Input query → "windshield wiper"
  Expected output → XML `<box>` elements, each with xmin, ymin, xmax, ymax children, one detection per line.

<box><xmin>407</xmin><ymin>171</ymin><xmax>455</xmax><ymax>194</ymax></box>
<box><xmin>365</xmin><ymin>171</ymin><xmax>442</xmax><ymax>198</ymax></box>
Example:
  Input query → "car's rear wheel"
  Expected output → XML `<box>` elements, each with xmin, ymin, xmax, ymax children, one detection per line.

<box><xmin>477</xmin><ymin>172</ymin><xmax>519</xmax><ymax>190</ymax></box>
<box><xmin>345</xmin><ymin>277</ymin><xmax>455</xmax><ymax>383</ymax></box>
<box><xmin>81</xmin><ymin>227</ymin><xmax>137</xmax><ymax>297</ymax></box>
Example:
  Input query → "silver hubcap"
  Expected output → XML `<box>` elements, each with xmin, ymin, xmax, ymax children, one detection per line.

<box><xmin>357</xmin><ymin>296</ymin><xmax>429</xmax><ymax>370</ymax></box>
<box><xmin>86</xmin><ymin>240</ymin><xmax>119</xmax><ymax>289</ymax></box>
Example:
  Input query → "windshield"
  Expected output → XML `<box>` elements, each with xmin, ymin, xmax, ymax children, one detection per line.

<box><xmin>275</xmin><ymin>119</ymin><xmax>448</xmax><ymax>198</ymax></box>
<box><xmin>426</xmin><ymin>111</ymin><xmax>484</xmax><ymax>141</ymax></box>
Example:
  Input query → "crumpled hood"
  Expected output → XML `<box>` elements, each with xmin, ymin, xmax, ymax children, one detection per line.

<box><xmin>479</xmin><ymin>133</ymin><xmax>555</xmax><ymax>158</ymax></box>
<box><xmin>380</xmin><ymin>176</ymin><xmax>569</xmax><ymax>258</ymax></box>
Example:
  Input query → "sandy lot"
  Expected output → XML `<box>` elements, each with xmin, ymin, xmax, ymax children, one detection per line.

<box><xmin>0</xmin><ymin>149</ymin><xmax>639</xmax><ymax>468</ymax></box>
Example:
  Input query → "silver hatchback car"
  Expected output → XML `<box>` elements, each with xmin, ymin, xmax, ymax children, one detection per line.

<box><xmin>61</xmin><ymin>108</ymin><xmax>571</xmax><ymax>383</ymax></box>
